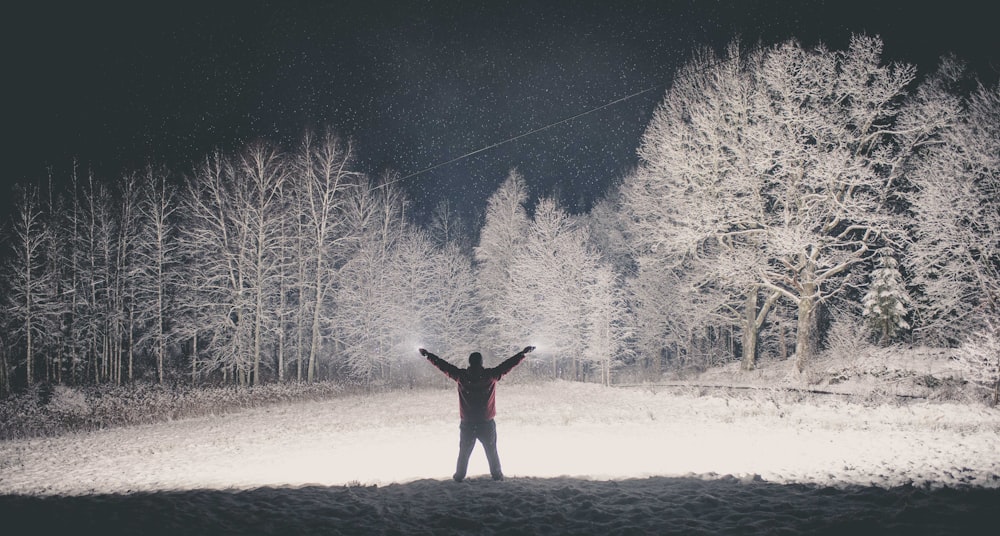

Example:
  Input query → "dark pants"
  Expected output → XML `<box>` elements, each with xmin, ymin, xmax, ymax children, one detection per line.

<box><xmin>454</xmin><ymin>419</ymin><xmax>502</xmax><ymax>481</ymax></box>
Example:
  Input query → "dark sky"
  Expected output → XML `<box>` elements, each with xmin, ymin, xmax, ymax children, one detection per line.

<box><xmin>4</xmin><ymin>0</ymin><xmax>998</xmax><ymax>224</ymax></box>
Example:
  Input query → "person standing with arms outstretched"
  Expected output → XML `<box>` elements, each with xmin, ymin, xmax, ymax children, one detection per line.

<box><xmin>420</xmin><ymin>346</ymin><xmax>534</xmax><ymax>482</ymax></box>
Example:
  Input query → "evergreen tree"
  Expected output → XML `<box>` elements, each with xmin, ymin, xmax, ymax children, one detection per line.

<box><xmin>862</xmin><ymin>249</ymin><xmax>911</xmax><ymax>344</ymax></box>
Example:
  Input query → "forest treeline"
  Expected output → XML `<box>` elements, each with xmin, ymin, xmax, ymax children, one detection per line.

<box><xmin>2</xmin><ymin>36</ymin><xmax>998</xmax><ymax>396</ymax></box>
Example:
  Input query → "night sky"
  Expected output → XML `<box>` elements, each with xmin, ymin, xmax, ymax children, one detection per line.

<box><xmin>5</xmin><ymin>0</ymin><xmax>998</xmax><ymax>224</ymax></box>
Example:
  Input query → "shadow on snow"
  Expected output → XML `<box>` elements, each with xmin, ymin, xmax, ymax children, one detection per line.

<box><xmin>2</xmin><ymin>475</ymin><xmax>998</xmax><ymax>535</ymax></box>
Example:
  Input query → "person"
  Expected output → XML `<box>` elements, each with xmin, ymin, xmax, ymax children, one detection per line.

<box><xmin>420</xmin><ymin>346</ymin><xmax>534</xmax><ymax>482</ymax></box>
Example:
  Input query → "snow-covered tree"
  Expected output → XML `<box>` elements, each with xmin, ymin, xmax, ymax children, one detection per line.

<box><xmin>582</xmin><ymin>262</ymin><xmax>631</xmax><ymax>385</ymax></box>
<box><xmin>508</xmin><ymin>197</ymin><xmax>628</xmax><ymax>381</ymax></box>
<box><xmin>902</xmin><ymin>63</ymin><xmax>1000</xmax><ymax>344</ymax></box>
<box><xmin>428</xmin><ymin>198</ymin><xmax>470</xmax><ymax>253</ymax></box>
<box><xmin>957</xmin><ymin>321</ymin><xmax>1000</xmax><ymax>405</ymax></box>
<box><xmin>625</xmin><ymin>42</ymin><xmax>781</xmax><ymax>371</ymax></box>
<box><xmin>181</xmin><ymin>144</ymin><xmax>289</xmax><ymax>386</ymax></box>
<box><xmin>133</xmin><ymin>167</ymin><xmax>179</xmax><ymax>383</ymax></box>
<box><xmin>509</xmin><ymin>198</ymin><xmax>587</xmax><ymax>377</ymax></box>
<box><xmin>629</xmin><ymin>36</ymin><xmax>919</xmax><ymax>372</ymax></box>
<box><xmin>474</xmin><ymin>170</ymin><xmax>531</xmax><ymax>355</ymax></box>
<box><xmin>4</xmin><ymin>185</ymin><xmax>50</xmax><ymax>386</ymax></box>
<box><xmin>862</xmin><ymin>248</ymin><xmax>911</xmax><ymax>344</ymax></box>
<box><xmin>416</xmin><ymin>242</ymin><xmax>482</xmax><ymax>363</ymax></box>
<box><xmin>332</xmin><ymin>178</ymin><xmax>408</xmax><ymax>384</ymax></box>
<box><xmin>291</xmin><ymin>131</ymin><xmax>360</xmax><ymax>382</ymax></box>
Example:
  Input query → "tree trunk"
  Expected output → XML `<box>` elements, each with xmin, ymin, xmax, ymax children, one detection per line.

<box><xmin>128</xmin><ymin>306</ymin><xmax>135</xmax><ymax>384</ymax></box>
<box><xmin>156</xmin><ymin>257</ymin><xmax>165</xmax><ymax>384</ymax></box>
<box><xmin>0</xmin><ymin>347</ymin><xmax>9</xmax><ymax>397</ymax></box>
<box><xmin>191</xmin><ymin>333</ymin><xmax>198</xmax><ymax>385</ymax></box>
<box><xmin>794</xmin><ymin>288</ymin><xmax>816</xmax><ymax>373</ymax></box>
<box><xmin>741</xmin><ymin>287</ymin><xmax>781</xmax><ymax>371</ymax></box>
<box><xmin>779</xmin><ymin>322</ymin><xmax>787</xmax><ymax>361</ymax></box>
<box><xmin>741</xmin><ymin>290</ymin><xmax>759</xmax><ymax>371</ymax></box>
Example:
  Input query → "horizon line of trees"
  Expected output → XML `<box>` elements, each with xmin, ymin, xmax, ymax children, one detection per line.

<box><xmin>1</xmin><ymin>35</ymin><xmax>997</xmax><ymax>396</ymax></box>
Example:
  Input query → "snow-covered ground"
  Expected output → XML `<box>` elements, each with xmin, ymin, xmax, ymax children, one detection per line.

<box><xmin>2</xmin><ymin>380</ymin><xmax>999</xmax><ymax>534</ymax></box>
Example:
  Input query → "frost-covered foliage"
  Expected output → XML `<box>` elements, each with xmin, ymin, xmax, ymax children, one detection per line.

<box><xmin>474</xmin><ymin>170</ymin><xmax>531</xmax><ymax>356</ymax></box>
<box><xmin>0</xmin><ymin>131</ymin><xmax>485</xmax><ymax>388</ymax></box>
<box><xmin>336</xmin><ymin>226</ymin><xmax>480</xmax><ymax>385</ymax></box>
<box><xmin>957</xmin><ymin>323</ymin><xmax>1000</xmax><ymax>404</ymax></box>
<box><xmin>47</xmin><ymin>385</ymin><xmax>90</xmax><ymax>417</ymax></box>
<box><xmin>862</xmin><ymin>249</ymin><xmax>911</xmax><ymax>344</ymax></box>
<box><xmin>0</xmin><ymin>36</ymin><xmax>997</xmax><ymax>392</ymax></box>
<box><xmin>902</xmin><ymin>62</ymin><xmax>1000</xmax><ymax>344</ymax></box>
<box><xmin>506</xmin><ymin>198</ymin><xmax>629</xmax><ymax>382</ymax></box>
<box><xmin>0</xmin><ymin>381</ymin><xmax>346</xmax><ymax>440</ymax></box>
<box><xmin>623</xmin><ymin>36</ymin><xmax>1000</xmax><ymax>370</ymax></box>
<box><xmin>823</xmin><ymin>315</ymin><xmax>874</xmax><ymax>362</ymax></box>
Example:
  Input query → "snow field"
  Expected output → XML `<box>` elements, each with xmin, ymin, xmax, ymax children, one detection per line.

<box><xmin>1</xmin><ymin>380</ymin><xmax>998</xmax><ymax>495</ymax></box>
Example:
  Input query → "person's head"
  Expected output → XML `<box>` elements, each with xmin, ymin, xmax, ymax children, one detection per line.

<box><xmin>468</xmin><ymin>352</ymin><xmax>483</xmax><ymax>368</ymax></box>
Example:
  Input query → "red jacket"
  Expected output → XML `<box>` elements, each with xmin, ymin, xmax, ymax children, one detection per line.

<box><xmin>426</xmin><ymin>351</ymin><xmax>526</xmax><ymax>422</ymax></box>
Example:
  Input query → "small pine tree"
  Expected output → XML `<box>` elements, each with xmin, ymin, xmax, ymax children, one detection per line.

<box><xmin>862</xmin><ymin>249</ymin><xmax>911</xmax><ymax>344</ymax></box>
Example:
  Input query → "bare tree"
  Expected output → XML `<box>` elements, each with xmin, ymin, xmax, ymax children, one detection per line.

<box><xmin>428</xmin><ymin>198</ymin><xmax>471</xmax><ymax>253</ymax></box>
<box><xmin>292</xmin><ymin>131</ymin><xmax>359</xmax><ymax>382</ymax></box>
<box><xmin>5</xmin><ymin>185</ymin><xmax>50</xmax><ymax>386</ymax></box>
<box><xmin>110</xmin><ymin>173</ymin><xmax>143</xmax><ymax>385</ymax></box>
<box><xmin>182</xmin><ymin>151</ymin><xmax>257</xmax><ymax>385</ymax></box>
<box><xmin>77</xmin><ymin>173</ymin><xmax>118</xmax><ymax>383</ymax></box>
<box><xmin>134</xmin><ymin>167</ymin><xmax>179</xmax><ymax>383</ymax></box>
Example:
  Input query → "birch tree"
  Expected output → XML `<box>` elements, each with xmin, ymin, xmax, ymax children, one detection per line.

<box><xmin>332</xmin><ymin>179</ymin><xmax>407</xmax><ymax>383</ymax></box>
<box><xmin>110</xmin><ymin>173</ymin><xmax>143</xmax><ymax>385</ymax></box>
<box><xmin>134</xmin><ymin>167</ymin><xmax>179</xmax><ymax>383</ymax></box>
<box><xmin>77</xmin><ymin>174</ymin><xmax>118</xmax><ymax>383</ymax></box>
<box><xmin>5</xmin><ymin>185</ymin><xmax>49</xmax><ymax>386</ymax></box>
<box><xmin>292</xmin><ymin>131</ymin><xmax>359</xmax><ymax>382</ymax></box>
<box><xmin>182</xmin><ymin>151</ymin><xmax>257</xmax><ymax>384</ymax></box>
<box><xmin>40</xmin><ymin>174</ymin><xmax>69</xmax><ymax>384</ymax></box>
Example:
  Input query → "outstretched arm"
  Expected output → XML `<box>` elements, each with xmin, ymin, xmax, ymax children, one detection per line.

<box><xmin>420</xmin><ymin>348</ymin><xmax>462</xmax><ymax>382</ymax></box>
<box><xmin>493</xmin><ymin>346</ymin><xmax>534</xmax><ymax>378</ymax></box>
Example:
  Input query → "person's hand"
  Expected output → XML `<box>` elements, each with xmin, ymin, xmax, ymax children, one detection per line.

<box><xmin>522</xmin><ymin>346</ymin><xmax>535</xmax><ymax>354</ymax></box>
<box><xmin>418</xmin><ymin>348</ymin><xmax>428</xmax><ymax>357</ymax></box>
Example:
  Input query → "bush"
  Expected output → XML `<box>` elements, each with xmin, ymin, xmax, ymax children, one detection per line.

<box><xmin>0</xmin><ymin>380</ymin><xmax>346</xmax><ymax>440</ymax></box>
<box><xmin>48</xmin><ymin>385</ymin><xmax>90</xmax><ymax>418</ymax></box>
<box><xmin>957</xmin><ymin>324</ymin><xmax>1000</xmax><ymax>405</ymax></box>
<box><xmin>823</xmin><ymin>316</ymin><xmax>874</xmax><ymax>361</ymax></box>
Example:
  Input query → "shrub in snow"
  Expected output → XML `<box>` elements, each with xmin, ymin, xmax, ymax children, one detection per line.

<box><xmin>862</xmin><ymin>249</ymin><xmax>911</xmax><ymax>345</ymax></box>
<box><xmin>957</xmin><ymin>324</ymin><xmax>1000</xmax><ymax>405</ymax></box>
<box><xmin>824</xmin><ymin>315</ymin><xmax>873</xmax><ymax>363</ymax></box>
<box><xmin>47</xmin><ymin>385</ymin><xmax>90</xmax><ymax>417</ymax></box>
<box><xmin>0</xmin><ymin>380</ymin><xmax>349</xmax><ymax>439</ymax></box>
